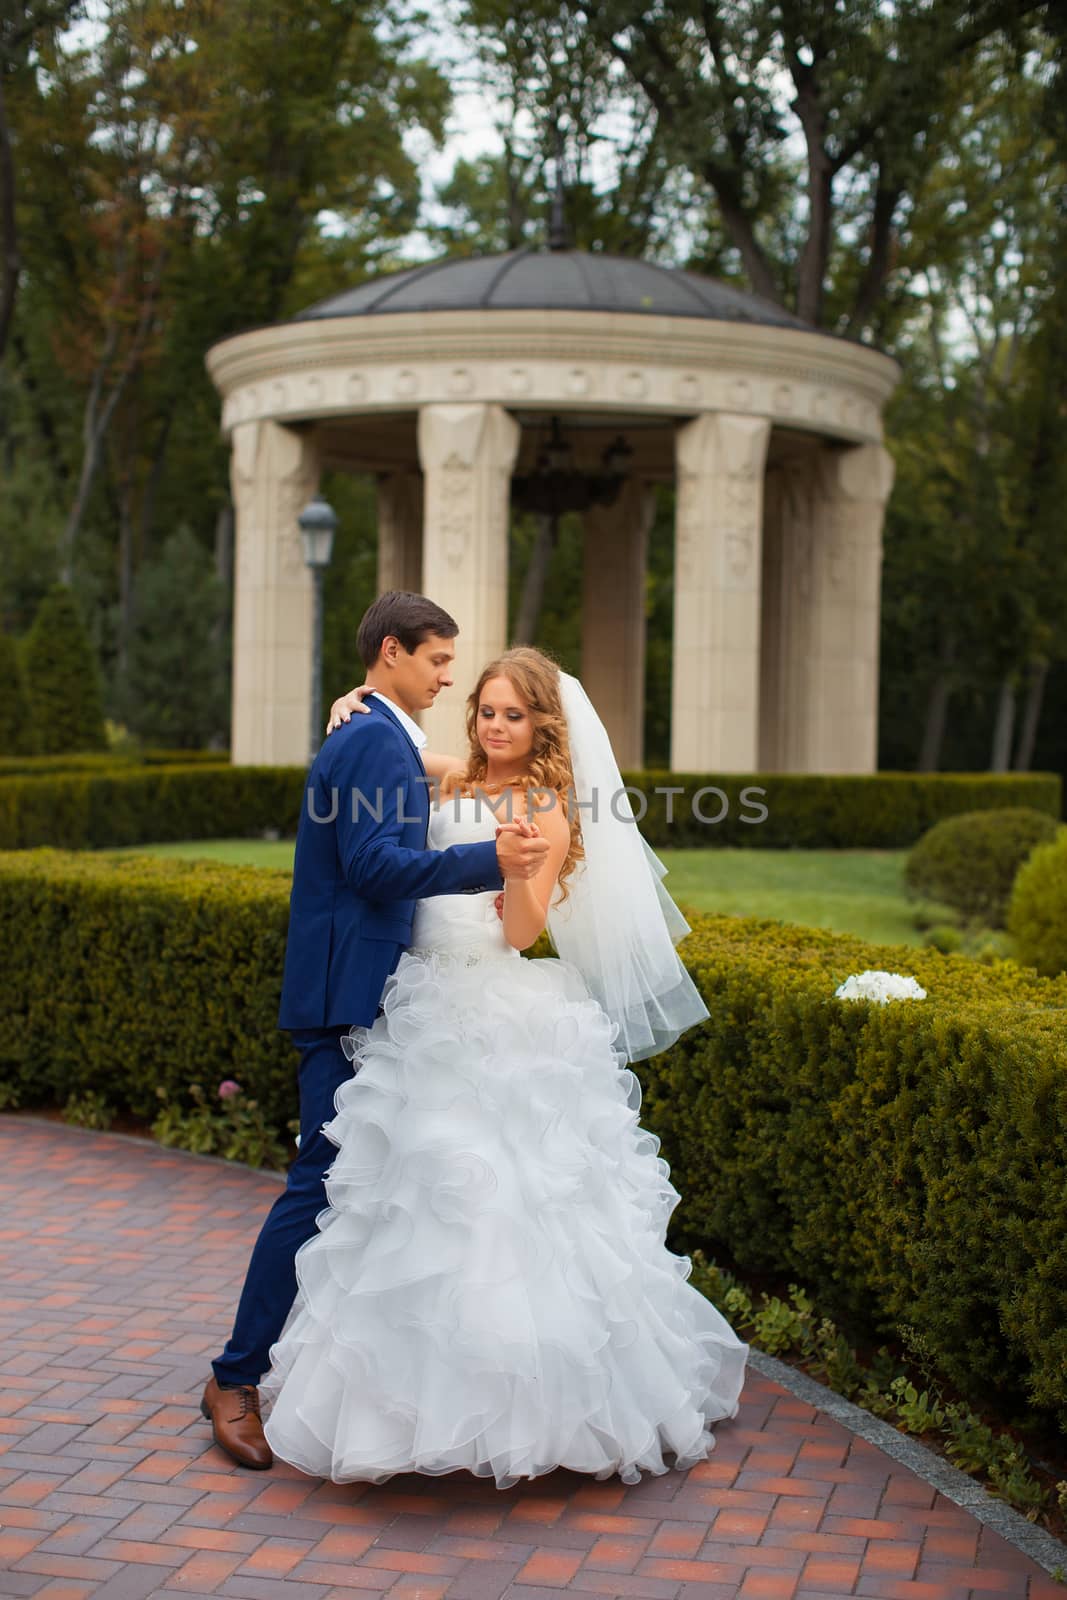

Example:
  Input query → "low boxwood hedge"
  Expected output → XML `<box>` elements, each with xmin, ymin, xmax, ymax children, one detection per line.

<box><xmin>1</xmin><ymin>847</ymin><xmax>1065</xmax><ymax>1432</ymax></box>
<box><xmin>0</xmin><ymin>749</ymin><xmax>228</xmax><ymax>778</ymax></box>
<box><xmin>620</xmin><ymin>769</ymin><xmax>1062</xmax><ymax>849</ymax></box>
<box><xmin>0</xmin><ymin>766</ymin><xmax>302</xmax><ymax>850</ymax></box>
<box><xmin>0</xmin><ymin>764</ymin><xmax>1059</xmax><ymax>852</ymax></box>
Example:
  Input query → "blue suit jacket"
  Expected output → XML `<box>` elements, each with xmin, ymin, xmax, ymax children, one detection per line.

<box><xmin>278</xmin><ymin>695</ymin><xmax>504</xmax><ymax>1031</ymax></box>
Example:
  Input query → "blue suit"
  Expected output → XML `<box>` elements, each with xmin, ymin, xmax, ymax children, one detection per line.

<box><xmin>278</xmin><ymin>693</ymin><xmax>502</xmax><ymax>1029</ymax></box>
<box><xmin>213</xmin><ymin>693</ymin><xmax>504</xmax><ymax>1388</ymax></box>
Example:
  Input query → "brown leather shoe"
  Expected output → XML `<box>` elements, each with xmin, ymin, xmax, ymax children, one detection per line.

<box><xmin>200</xmin><ymin>1377</ymin><xmax>273</xmax><ymax>1470</ymax></box>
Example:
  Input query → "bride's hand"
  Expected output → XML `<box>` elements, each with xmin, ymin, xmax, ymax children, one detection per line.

<box><xmin>495</xmin><ymin>818</ymin><xmax>540</xmax><ymax>838</ymax></box>
<box><xmin>326</xmin><ymin>684</ymin><xmax>374</xmax><ymax>734</ymax></box>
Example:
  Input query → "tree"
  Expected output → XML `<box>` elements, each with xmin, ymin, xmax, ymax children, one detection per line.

<box><xmin>877</xmin><ymin>31</ymin><xmax>1067</xmax><ymax>771</ymax></box>
<box><xmin>576</xmin><ymin>0</ymin><xmax>1037</xmax><ymax>338</ymax></box>
<box><xmin>114</xmin><ymin>525</ymin><xmax>226</xmax><ymax>748</ymax></box>
<box><xmin>21</xmin><ymin>583</ymin><xmax>107</xmax><ymax>751</ymax></box>
<box><xmin>0</xmin><ymin>630</ymin><xmax>32</xmax><ymax>753</ymax></box>
<box><xmin>3</xmin><ymin>0</ymin><xmax>450</xmax><ymax>679</ymax></box>
<box><xmin>0</xmin><ymin>1</ymin><xmax>82</xmax><ymax>365</ymax></box>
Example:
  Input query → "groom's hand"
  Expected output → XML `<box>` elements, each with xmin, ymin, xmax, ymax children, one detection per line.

<box><xmin>495</xmin><ymin>818</ymin><xmax>550</xmax><ymax>881</ymax></box>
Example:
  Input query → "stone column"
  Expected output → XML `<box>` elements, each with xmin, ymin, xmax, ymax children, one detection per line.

<box><xmin>769</xmin><ymin>442</ymin><xmax>895</xmax><ymax>772</ymax></box>
<box><xmin>230</xmin><ymin>420</ymin><xmax>321</xmax><ymax>766</ymax></box>
<box><xmin>581</xmin><ymin>478</ymin><xmax>655</xmax><ymax>771</ymax></box>
<box><xmin>811</xmin><ymin>443</ymin><xmax>895</xmax><ymax>771</ymax></box>
<box><xmin>758</xmin><ymin>454</ymin><xmax>811</xmax><ymax>772</ymax></box>
<box><xmin>671</xmin><ymin>412</ymin><xmax>771</xmax><ymax>772</ymax></box>
<box><xmin>377</xmin><ymin>471</ymin><xmax>423</xmax><ymax>595</ymax></box>
<box><xmin>417</xmin><ymin>403</ymin><xmax>521</xmax><ymax>754</ymax></box>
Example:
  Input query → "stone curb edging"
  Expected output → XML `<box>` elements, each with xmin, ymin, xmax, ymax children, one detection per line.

<box><xmin>9</xmin><ymin>1119</ymin><xmax>1066</xmax><ymax>1578</ymax></box>
<box><xmin>749</xmin><ymin>1347</ymin><xmax>1067</xmax><ymax>1578</ymax></box>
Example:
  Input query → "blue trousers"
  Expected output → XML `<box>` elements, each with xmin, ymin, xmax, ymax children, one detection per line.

<box><xmin>212</xmin><ymin>1026</ymin><xmax>356</xmax><ymax>1388</ymax></box>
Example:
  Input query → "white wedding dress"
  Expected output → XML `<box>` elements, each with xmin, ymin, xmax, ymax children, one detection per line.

<box><xmin>261</xmin><ymin>797</ymin><xmax>749</xmax><ymax>1488</ymax></box>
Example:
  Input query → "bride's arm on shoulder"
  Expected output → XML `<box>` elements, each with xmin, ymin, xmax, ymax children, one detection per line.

<box><xmin>500</xmin><ymin>792</ymin><xmax>571</xmax><ymax>951</ymax></box>
<box><xmin>422</xmin><ymin>751</ymin><xmax>466</xmax><ymax>782</ymax></box>
<box><xmin>324</xmin><ymin>692</ymin><xmax>464</xmax><ymax>778</ymax></box>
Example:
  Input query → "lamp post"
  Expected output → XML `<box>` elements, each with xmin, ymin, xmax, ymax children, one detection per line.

<box><xmin>298</xmin><ymin>492</ymin><xmax>338</xmax><ymax>767</ymax></box>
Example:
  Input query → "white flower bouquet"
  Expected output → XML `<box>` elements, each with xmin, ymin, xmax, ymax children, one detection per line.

<box><xmin>834</xmin><ymin>969</ymin><xmax>927</xmax><ymax>1004</ymax></box>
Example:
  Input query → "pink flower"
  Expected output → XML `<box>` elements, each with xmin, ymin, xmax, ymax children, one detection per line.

<box><xmin>218</xmin><ymin>1079</ymin><xmax>242</xmax><ymax>1100</ymax></box>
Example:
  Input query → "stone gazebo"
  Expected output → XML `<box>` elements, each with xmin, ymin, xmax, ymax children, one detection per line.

<box><xmin>206</xmin><ymin>249</ymin><xmax>900</xmax><ymax>771</ymax></box>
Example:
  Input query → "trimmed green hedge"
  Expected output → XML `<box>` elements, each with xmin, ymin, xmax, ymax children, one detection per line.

<box><xmin>0</xmin><ymin>766</ymin><xmax>300</xmax><ymax>850</ymax></box>
<box><xmin>0</xmin><ymin>749</ymin><xmax>229</xmax><ymax>778</ymax></box>
<box><xmin>640</xmin><ymin>916</ymin><xmax>1067</xmax><ymax>1431</ymax></box>
<box><xmin>0</xmin><ymin>764</ymin><xmax>1059</xmax><ymax>852</ymax></box>
<box><xmin>2</xmin><ymin>847</ymin><xmax>1065</xmax><ymax>1431</ymax></box>
<box><xmin>0</xmin><ymin>851</ymin><xmax>296</xmax><ymax>1126</ymax></box>
<box><xmin>619</xmin><ymin>769</ymin><xmax>1062</xmax><ymax>849</ymax></box>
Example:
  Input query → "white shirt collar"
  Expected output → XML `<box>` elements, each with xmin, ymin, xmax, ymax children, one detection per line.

<box><xmin>369</xmin><ymin>690</ymin><xmax>427</xmax><ymax>749</ymax></box>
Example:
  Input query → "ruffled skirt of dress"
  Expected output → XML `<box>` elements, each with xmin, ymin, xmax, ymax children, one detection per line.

<box><xmin>261</xmin><ymin>948</ymin><xmax>749</xmax><ymax>1488</ymax></box>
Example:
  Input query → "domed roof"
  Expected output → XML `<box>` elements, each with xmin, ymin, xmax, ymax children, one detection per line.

<box><xmin>294</xmin><ymin>247</ymin><xmax>809</xmax><ymax>331</ymax></box>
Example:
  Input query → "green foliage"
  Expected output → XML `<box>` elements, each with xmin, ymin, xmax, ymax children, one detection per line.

<box><xmin>114</xmin><ymin>527</ymin><xmax>228</xmax><ymax>749</ymax></box>
<box><xmin>622</xmin><ymin>770</ymin><xmax>1061</xmax><ymax>851</ymax></box>
<box><xmin>1008</xmin><ymin>828</ymin><xmax>1067</xmax><ymax>976</ymax></box>
<box><xmin>691</xmin><ymin>1253</ymin><xmax>1051</xmax><ymax>1520</ymax></box>
<box><xmin>0</xmin><ymin>850</ymin><xmax>297</xmax><ymax>1133</ymax></box>
<box><xmin>638</xmin><ymin>914</ymin><xmax>1067</xmax><ymax>1432</ymax></box>
<box><xmin>61</xmin><ymin>1090</ymin><xmax>114</xmax><ymax>1130</ymax></box>
<box><xmin>0</xmin><ymin>749</ymin><xmax>227</xmax><ymax>778</ymax></box>
<box><xmin>21</xmin><ymin>585</ymin><xmax>108</xmax><ymax>754</ymax></box>
<box><xmin>151</xmin><ymin>1081</ymin><xmax>290</xmax><ymax>1170</ymax></box>
<box><xmin>904</xmin><ymin>808</ymin><xmax>1062</xmax><ymax>927</ymax></box>
<box><xmin>0</xmin><ymin>765</ymin><xmax>1056</xmax><ymax>854</ymax></box>
<box><xmin>0</xmin><ymin>765</ymin><xmax>302</xmax><ymax>850</ymax></box>
<box><xmin>0</xmin><ymin>634</ymin><xmax>33</xmax><ymax>755</ymax></box>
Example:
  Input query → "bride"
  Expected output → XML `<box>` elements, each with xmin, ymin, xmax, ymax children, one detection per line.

<box><xmin>260</xmin><ymin>646</ymin><xmax>748</xmax><ymax>1487</ymax></box>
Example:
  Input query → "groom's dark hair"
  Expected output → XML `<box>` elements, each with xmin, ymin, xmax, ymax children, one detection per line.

<box><xmin>357</xmin><ymin>591</ymin><xmax>459</xmax><ymax>668</ymax></box>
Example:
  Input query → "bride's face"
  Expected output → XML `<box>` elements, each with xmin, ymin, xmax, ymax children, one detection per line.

<box><xmin>476</xmin><ymin>675</ymin><xmax>534</xmax><ymax>768</ymax></box>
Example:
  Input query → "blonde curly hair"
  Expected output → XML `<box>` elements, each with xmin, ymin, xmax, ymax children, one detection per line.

<box><xmin>441</xmin><ymin>646</ymin><xmax>584</xmax><ymax>903</ymax></box>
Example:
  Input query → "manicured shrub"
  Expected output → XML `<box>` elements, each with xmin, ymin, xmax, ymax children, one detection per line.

<box><xmin>0</xmin><ymin>763</ymin><xmax>1056</xmax><ymax>853</ymax></box>
<box><xmin>618</xmin><ymin>770</ymin><xmax>1060</xmax><ymax>850</ymax></box>
<box><xmin>21</xmin><ymin>585</ymin><xmax>107</xmax><ymax>753</ymax></box>
<box><xmin>1</xmin><ymin>848</ymin><xmax>1065</xmax><ymax>1432</ymax></box>
<box><xmin>903</xmin><ymin>807</ymin><xmax>1062</xmax><ymax>926</ymax></box>
<box><xmin>0</xmin><ymin>765</ymin><xmax>302</xmax><ymax>849</ymax></box>
<box><xmin>1008</xmin><ymin>827</ymin><xmax>1067</xmax><ymax>976</ymax></box>
<box><xmin>0</xmin><ymin>849</ymin><xmax>295</xmax><ymax>1129</ymax></box>
<box><xmin>639</xmin><ymin>916</ymin><xmax>1067</xmax><ymax>1431</ymax></box>
<box><xmin>0</xmin><ymin>634</ymin><xmax>33</xmax><ymax>755</ymax></box>
<box><xmin>0</xmin><ymin>749</ymin><xmax>228</xmax><ymax>778</ymax></box>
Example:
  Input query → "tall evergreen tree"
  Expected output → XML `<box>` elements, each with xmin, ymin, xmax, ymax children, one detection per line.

<box><xmin>21</xmin><ymin>583</ymin><xmax>107</xmax><ymax>752</ymax></box>
<box><xmin>0</xmin><ymin>632</ymin><xmax>33</xmax><ymax>754</ymax></box>
<box><xmin>115</xmin><ymin>526</ymin><xmax>227</xmax><ymax>749</ymax></box>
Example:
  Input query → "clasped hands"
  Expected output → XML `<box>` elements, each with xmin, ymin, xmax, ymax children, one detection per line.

<box><xmin>493</xmin><ymin>816</ymin><xmax>548</xmax><ymax>920</ymax></box>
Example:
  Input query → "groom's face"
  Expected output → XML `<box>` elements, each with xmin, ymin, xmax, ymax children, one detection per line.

<box><xmin>387</xmin><ymin>632</ymin><xmax>456</xmax><ymax>714</ymax></box>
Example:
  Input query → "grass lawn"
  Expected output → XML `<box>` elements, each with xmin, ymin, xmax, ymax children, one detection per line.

<box><xmin>106</xmin><ymin>839</ymin><xmax>950</xmax><ymax>946</ymax></box>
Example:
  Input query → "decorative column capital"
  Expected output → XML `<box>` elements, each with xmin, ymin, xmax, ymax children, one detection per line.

<box><xmin>675</xmin><ymin>411</ymin><xmax>771</xmax><ymax>482</ymax></box>
<box><xmin>416</xmin><ymin>402</ymin><xmax>521</xmax><ymax>473</ymax></box>
<box><xmin>822</xmin><ymin>441</ymin><xmax>896</xmax><ymax>507</ymax></box>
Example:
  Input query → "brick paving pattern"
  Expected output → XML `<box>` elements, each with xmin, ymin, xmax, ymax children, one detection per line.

<box><xmin>0</xmin><ymin>1118</ymin><xmax>1060</xmax><ymax>1600</ymax></box>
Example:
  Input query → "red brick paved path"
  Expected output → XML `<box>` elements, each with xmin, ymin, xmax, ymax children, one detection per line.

<box><xmin>0</xmin><ymin>1118</ymin><xmax>1060</xmax><ymax>1600</ymax></box>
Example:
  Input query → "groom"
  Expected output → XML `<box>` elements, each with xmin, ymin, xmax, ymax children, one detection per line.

<box><xmin>201</xmin><ymin>591</ymin><xmax>551</xmax><ymax>1468</ymax></box>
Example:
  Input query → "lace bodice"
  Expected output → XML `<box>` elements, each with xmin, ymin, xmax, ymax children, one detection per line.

<box><xmin>409</xmin><ymin>795</ymin><xmax>518</xmax><ymax>963</ymax></box>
